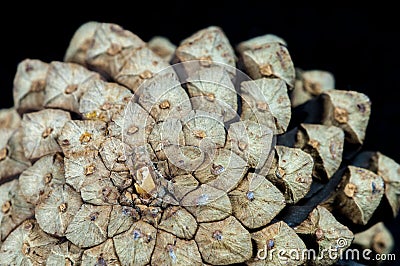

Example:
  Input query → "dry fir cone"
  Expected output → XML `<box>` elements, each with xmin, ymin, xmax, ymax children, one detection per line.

<box><xmin>331</xmin><ymin>166</ymin><xmax>384</xmax><ymax>225</ymax></box>
<box><xmin>0</xmin><ymin>21</ymin><xmax>398</xmax><ymax>266</ymax></box>
<box><xmin>58</xmin><ymin>119</ymin><xmax>107</xmax><ymax>158</ymax></box>
<box><xmin>148</xmin><ymin>36</ymin><xmax>176</xmax><ymax>62</ymax></box>
<box><xmin>84</xmin><ymin>23</ymin><xmax>146</xmax><ymax>78</ymax></box>
<box><xmin>266</xmin><ymin>145</ymin><xmax>314</xmax><ymax>204</ymax></box>
<box><xmin>240</xmin><ymin>77</ymin><xmax>291</xmax><ymax>134</ymax></box>
<box><xmin>236</xmin><ymin>33</ymin><xmax>287</xmax><ymax>54</ymax></box>
<box><xmin>81</xmin><ymin>238</ymin><xmax>119</xmax><ymax>265</ymax></box>
<box><xmin>249</xmin><ymin>221</ymin><xmax>307</xmax><ymax>266</ymax></box>
<box><xmin>79</xmin><ymin>78</ymin><xmax>133</xmax><ymax>122</ymax></box>
<box><xmin>46</xmin><ymin>241</ymin><xmax>83</xmax><ymax>265</ymax></box>
<box><xmin>352</xmin><ymin>151</ymin><xmax>400</xmax><ymax>217</ymax></box>
<box><xmin>238</xmin><ymin>40</ymin><xmax>295</xmax><ymax>88</ymax></box>
<box><xmin>22</xmin><ymin>109</ymin><xmax>71</xmax><ymax>160</ymax></box>
<box><xmin>353</xmin><ymin>222</ymin><xmax>394</xmax><ymax>255</ymax></box>
<box><xmin>44</xmin><ymin>61</ymin><xmax>101</xmax><ymax>113</ymax></box>
<box><xmin>0</xmin><ymin>107</ymin><xmax>21</xmax><ymax>130</ymax></box>
<box><xmin>291</xmin><ymin>69</ymin><xmax>335</xmax><ymax>107</ymax></box>
<box><xmin>193</xmin><ymin>148</ymin><xmax>248</xmax><ymax>192</ymax></box>
<box><xmin>19</xmin><ymin>153</ymin><xmax>65</xmax><ymax>204</ymax></box>
<box><xmin>64</xmin><ymin>21</ymin><xmax>100</xmax><ymax>65</ymax></box>
<box><xmin>321</xmin><ymin>90</ymin><xmax>371</xmax><ymax>145</ymax></box>
<box><xmin>227</xmin><ymin>120</ymin><xmax>274</xmax><ymax>170</ymax></box>
<box><xmin>295</xmin><ymin>206</ymin><xmax>354</xmax><ymax>266</ymax></box>
<box><xmin>152</xmin><ymin>230</ymin><xmax>202</xmax><ymax>266</ymax></box>
<box><xmin>295</xmin><ymin>123</ymin><xmax>344</xmax><ymax>181</ymax></box>
<box><xmin>136</xmin><ymin>72</ymin><xmax>192</xmax><ymax>122</ymax></box>
<box><xmin>13</xmin><ymin>59</ymin><xmax>48</xmax><ymax>113</ymax></box>
<box><xmin>186</xmin><ymin>65</ymin><xmax>238</xmax><ymax>122</ymax></box>
<box><xmin>0</xmin><ymin>128</ymin><xmax>31</xmax><ymax>181</ymax></box>
<box><xmin>113</xmin><ymin>220</ymin><xmax>157</xmax><ymax>265</ymax></box>
<box><xmin>35</xmin><ymin>184</ymin><xmax>83</xmax><ymax>237</ymax></box>
<box><xmin>114</xmin><ymin>46</ymin><xmax>171</xmax><ymax>93</ymax></box>
<box><xmin>228</xmin><ymin>173</ymin><xmax>286</xmax><ymax>229</ymax></box>
<box><xmin>176</xmin><ymin>26</ymin><xmax>236</xmax><ymax>72</ymax></box>
<box><xmin>0</xmin><ymin>219</ymin><xmax>59</xmax><ymax>265</ymax></box>
<box><xmin>0</xmin><ymin>179</ymin><xmax>34</xmax><ymax>243</ymax></box>
<box><xmin>195</xmin><ymin>216</ymin><xmax>252</xmax><ymax>265</ymax></box>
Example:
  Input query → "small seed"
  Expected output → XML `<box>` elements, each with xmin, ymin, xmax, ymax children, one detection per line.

<box><xmin>65</xmin><ymin>84</ymin><xmax>78</xmax><ymax>94</ymax></box>
<box><xmin>0</xmin><ymin>147</ymin><xmax>8</xmax><ymax>161</ymax></box>
<box><xmin>371</xmin><ymin>182</ymin><xmax>380</xmax><ymax>194</ymax></box>
<box><xmin>22</xmin><ymin>242</ymin><xmax>31</xmax><ymax>255</ymax></box>
<box><xmin>149</xmin><ymin>207</ymin><xmax>159</xmax><ymax>217</ymax></box>
<box><xmin>23</xmin><ymin>221</ymin><xmax>34</xmax><ymax>231</ymax></box>
<box><xmin>193</xmin><ymin>129</ymin><xmax>206</xmax><ymax>139</ymax></box>
<box><xmin>256</xmin><ymin>101</ymin><xmax>268</xmax><ymax>111</ymax></box>
<box><xmin>260</xmin><ymin>64</ymin><xmax>273</xmax><ymax>76</ymax></box>
<box><xmin>275</xmin><ymin>167</ymin><xmax>286</xmax><ymax>179</ymax></box>
<box><xmin>100</xmin><ymin>102</ymin><xmax>112</xmax><ymax>110</ymax></box>
<box><xmin>334</xmin><ymin>107</ymin><xmax>349</xmax><ymax>124</ymax></box>
<box><xmin>357</xmin><ymin>103</ymin><xmax>366</xmax><ymax>113</ymax></box>
<box><xmin>344</xmin><ymin>183</ymin><xmax>357</xmax><ymax>198</ymax></box>
<box><xmin>199</xmin><ymin>56</ymin><xmax>213</xmax><ymax>66</ymax></box>
<box><xmin>102</xmin><ymin>187</ymin><xmax>112</xmax><ymax>198</ymax></box>
<box><xmin>89</xmin><ymin>212</ymin><xmax>99</xmax><ymax>221</ymax></box>
<box><xmin>58</xmin><ymin>203</ymin><xmax>68</xmax><ymax>213</ymax></box>
<box><xmin>238</xmin><ymin>141</ymin><xmax>248</xmax><ymax>151</ymax></box>
<box><xmin>315</xmin><ymin>228</ymin><xmax>324</xmax><ymax>240</ymax></box>
<box><xmin>140</xmin><ymin>70</ymin><xmax>153</xmax><ymax>79</ymax></box>
<box><xmin>213</xmin><ymin>230</ymin><xmax>223</xmax><ymax>241</ymax></box>
<box><xmin>267</xmin><ymin>239</ymin><xmax>275</xmax><ymax>250</ymax></box>
<box><xmin>61</xmin><ymin>139</ymin><xmax>70</xmax><ymax>146</ymax></box>
<box><xmin>211</xmin><ymin>164</ymin><xmax>225</xmax><ymax>175</ymax></box>
<box><xmin>295</xmin><ymin>176</ymin><xmax>306</xmax><ymax>183</ymax></box>
<box><xmin>246</xmin><ymin>191</ymin><xmax>255</xmax><ymax>201</ymax></box>
<box><xmin>1</xmin><ymin>200</ymin><xmax>11</xmax><ymax>213</ymax></box>
<box><xmin>167</xmin><ymin>244</ymin><xmax>177</xmax><ymax>263</ymax></box>
<box><xmin>133</xmin><ymin>229</ymin><xmax>141</xmax><ymax>240</ymax></box>
<box><xmin>308</xmin><ymin>139</ymin><xmax>320</xmax><ymax>149</ymax></box>
<box><xmin>107</xmin><ymin>42</ymin><xmax>122</xmax><ymax>55</ymax></box>
<box><xmin>159</xmin><ymin>100</ymin><xmax>170</xmax><ymax>109</ymax></box>
<box><xmin>117</xmin><ymin>154</ymin><xmax>127</xmax><ymax>162</ymax></box>
<box><xmin>79</xmin><ymin>132</ymin><xmax>92</xmax><ymax>144</ymax></box>
<box><xmin>84</xmin><ymin>164</ymin><xmax>96</xmax><ymax>175</ymax></box>
<box><xmin>205</xmin><ymin>92</ymin><xmax>216</xmax><ymax>102</ymax></box>
<box><xmin>42</xmin><ymin>127</ymin><xmax>54</xmax><ymax>138</ymax></box>
<box><xmin>25</xmin><ymin>63</ymin><xmax>34</xmax><ymax>72</ymax></box>
<box><xmin>127</xmin><ymin>125</ymin><xmax>139</xmax><ymax>135</ymax></box>
<box><xmin>44</xmin><ymin>173</ymin><xmax>53</xmax><ymax>184</ymax></box>
<box><xmin>96</xmin><ymin>257</ymin><xmax>107</xmax><ymax>266</ymax></box>
<box><xmin>85</xmin><ymin>111</ymin><xmax>98</xmax><ymax>120</ymax></box>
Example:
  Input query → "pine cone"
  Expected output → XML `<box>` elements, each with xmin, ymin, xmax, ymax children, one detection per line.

<box><xmin>0</xmin><ymin>22</ymin><xmax>398</xmax><ymax>266</ymax></box>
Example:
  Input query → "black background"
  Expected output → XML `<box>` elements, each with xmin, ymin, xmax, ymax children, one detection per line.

<box><xmin>0</xmin><ymin>5</ymin><xmax>398</xmax><ymax>265</ymax></box>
